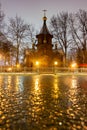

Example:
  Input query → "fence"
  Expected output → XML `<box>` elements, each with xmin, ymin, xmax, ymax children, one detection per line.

<box><xmin>0</xmin><ymin>66</ymin><xmax>87</xmax><ymax>73</ymax></box>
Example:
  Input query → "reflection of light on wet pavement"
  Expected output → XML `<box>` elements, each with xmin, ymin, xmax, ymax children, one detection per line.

<box><xmin>15</xmin><ymin>76</ymin><xmax>19</xmax><ymax>92</ymax></box>
<box><xmin>68</xmin><ymin>76</ymin><xmax>78</xmax><ymax>107</ymax></box>
<box><xmin>0</xmin><ymin>75</ymin><xmax>87</xmax><ymax>130</ymax></box>
<box><xmin>71</xmin><ymin>76</ymin><xmax>77</xmax><ymax>88</ymax></box>
<box><xmin>52</xmin><ymin>75</ymin><xmax>59</xmax><ymax>99</ymax></box>
<box><xmin>66</xmin><ymin>76</ymin><xmax>85</xmax><ymax>130</ymax></box>
<box><xmin>35</xmin><ymin>78</ymin><xmax>39</xmax><ymax>91</ymax></box>
<box><xmin>30</xmin><ymin>76</ymin><xmax>44</xmax><ymax>115</ymax></box>
<box><xmin>34</xmin><ymin>76</ymin><xmax>41</xmax><ymax>96</ymax></box>
<box><xmin>79</xmin><ymin>77</ymin><xmax>87</xmax><ymax>91</ymax></box>
<box><xmin>7</xmin><ymin>76</ymin><xmax>12</xmax><ymax>89</ymax></box>
<box><xmin>15</xmin><ymin>76</ymin><xmax>24</xmax><ymax>92</ymax></box>
<box><xmin>0</xmin><ymin>76</ymin><xmax>3</xmax><ymax>88</ymax></box>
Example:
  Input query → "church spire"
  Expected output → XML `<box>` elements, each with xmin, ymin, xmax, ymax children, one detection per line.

<box><xmin>43</xmin><ymin>10</ymin><xmax>47</xmax><ymax>17</ymax></box>
<box><xmin>43</xmin><ymin>10</ymin><xmax>47</xmax><ymax>21</ymax></box>
<box><xmin>39</xmin><ymin>10</ymin><xmax>51</xmax><ymax>35</ymax></box>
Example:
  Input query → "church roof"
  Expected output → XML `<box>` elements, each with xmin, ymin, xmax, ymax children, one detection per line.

<box><xmin>37</xmin><ymin>15</ymin><xmax>53</xmax><ymax>37</ymax></box>
<box><xmin>36</xmin><ymin>11</ymin><xmax>53</xmax><ymax>38</ymax></box>
<box><xmin>40</xmin><ymin>16</ymin><xmax>51</xmax><ymax>35</ymax></box>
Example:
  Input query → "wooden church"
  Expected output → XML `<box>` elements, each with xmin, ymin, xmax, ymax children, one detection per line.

<box><xmin>24</xmin><ymin>12</ymin><xmax>63</xmax><ymax>67</ymax></box>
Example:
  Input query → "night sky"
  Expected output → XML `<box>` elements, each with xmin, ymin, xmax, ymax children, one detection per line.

<box><xmin>0</xmin><ymin>0</ymin><xmax>87</xmax><ymax>30</ymax></box>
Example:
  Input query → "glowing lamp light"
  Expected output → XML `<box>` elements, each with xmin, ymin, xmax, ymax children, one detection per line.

<box><xmin>71</xmin><ymin>63</ymin><xmax>77</xmax><ymax>68</ymax></box>
<box><xmin>7</xmin><ymin>67</ymin><xmax>12</xmax><ymax>72</ymax></box>
<box><xmin>54</xmin><ymin>61</ymin><xmax>58</xmax><ymax>65</ymax></box>
<box><xmin>17</xmin><ymin>64</ymin><xmax>20</xmax><ymax>68</ymax></box>
<box><xmin>36</xmin><ymin>61</ymin><xmax>39</xmax><ymax>66</ymax></box>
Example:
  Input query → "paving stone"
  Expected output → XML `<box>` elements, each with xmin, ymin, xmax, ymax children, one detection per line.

<box><xmin>0</xmin><ymin>75</ymin><xmax>87</xmax><ymax>129</ymax></box>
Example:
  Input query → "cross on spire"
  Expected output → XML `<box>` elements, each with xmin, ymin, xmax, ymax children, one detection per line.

<box><xmin>43</xmin><ymin>10</ymin><xmax>47</xmax><ymax>17</ymax></box>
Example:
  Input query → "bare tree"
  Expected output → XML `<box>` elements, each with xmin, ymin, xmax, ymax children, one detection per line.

<box><xmin>69</xmin><ymin>10</ymin><xmax>87</xmax><ymax>64</ymax></box>
<box><xmin>27</xmin><ymin>24</ymin><xmax>35</xmax><ymax>44</ymax></box>
<box><xmin>8</xmin><ymin>15</ymin><xmax>35</xmax><ymax>65</ymax></box>
<box><xmin>0</xmin><ymin>3</ymin><xmax>5</xmax><ymax>32</ymax></box>
<box><xmin>8</xmin><ymin>16</ymin><xmax>34</xmax><ymax>64</ymax></box>
<box><xmin>50</xmin><ymin>12</ymin><xmax>71</xmax><ymax>66</ymax></box>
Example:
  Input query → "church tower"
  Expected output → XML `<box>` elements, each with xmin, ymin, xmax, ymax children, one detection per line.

<box><xmin>24</xmin><ymin>11</ymin><xmax>63</xmax><ymax>67</ymax></box>
<box><xmin>36</xmin><ymin>10</ymin><xmax>53</xmax><ymax>56</ymax></box>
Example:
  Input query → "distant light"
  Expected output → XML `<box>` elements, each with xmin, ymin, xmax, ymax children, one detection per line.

<box><xmin>79</xmin><ymin>64</ymin><xmax>87</xmax><ymax>67</ymax></box>
<box><xmin>7</xmin><ymin>67</ymin><xmax>12</xmax><ymax>72</ymax></box>
<box><xmin>54</xmin><ymin>61</ymin><xmax>58</xmax><ymax>65</ymax></box>
<box><xmin>17</xmin><ymin>64</ymin><xmax>20</xmax><ymax>68</ymax></box>
<box><xmin>71</xmin><ymin>63</ymin><xmax>77</xmax><ymax>68</ymax></box>
<box><xmin>36</xmin><ymin>61</ymin><xmax>39</xmax><ymax>66</ymax></box>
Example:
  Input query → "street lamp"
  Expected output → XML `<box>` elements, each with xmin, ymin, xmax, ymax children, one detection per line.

<box><xmin>16</xmin><ymin>63</ymin><xmax>20</xmax><ymax>72</ymax></box>
<box><xmin>54</xmin><ymin>61</ymin><xmax>58</xmax><ymax>66</ymax></box>
<box><xmin>36</xmin><ymin>61</ymin><xmax>39</xmax><ymax>66</ymax></box>
<box><xmin>71</xmin><ymin>62</ymin><xmax>77</xmax><ymax>68</ymax></box>
<box><xmin>36</xmin><ymin>61</ymin><xmax>39</xmax><ymax>73</ymax></box>
<box><xmin>54</xmin><ymin>61</ymin><xmax>58</xmax><ymax>74</ymax></box>
<box><xmin>71</xmin><ymin>62</ymin><xmax>78</xmax><ymax>73</ymax></box>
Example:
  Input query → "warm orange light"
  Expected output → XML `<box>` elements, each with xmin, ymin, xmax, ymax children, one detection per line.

<box><xmin>71</xmin><ymin>63</ymin><xmax>77</xmax><ymax>68</ymax></box>
<box><xmin>36</xmin><ymin>61</ymin><xmax>39</xmax><ymax>66</ymax></box>
<box><xmin>16</xmin><ymin>64</ymin><xmax>20</xmax><ymax>68</ymax></box>
<box><xmin>54</xmin><ymin>61</ymin><xmax>58</xmax><ymax>65</ymax></box>
<box><xmin>7</xmin><ymin>67</ymin><xmax>12</xmax><ymax>72</ymax></box>
<box><xmin>0</xmin><ymin>54</ymin><xmax>3</xmax><ymax>59</ymax></box>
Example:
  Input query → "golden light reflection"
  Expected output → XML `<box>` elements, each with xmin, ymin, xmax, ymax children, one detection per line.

<box><xmin>0</xmin><ymin>76</ymin><xmax>3</xmax><ymax>88</ymax></box>
<box><xmin>32</xmin><ymin>76</ymin><xmax>43</xmax><ymax>114</ymax></box>
<box><xmin>71</xmin><ymin>76</ymin><xmax>77</xmax><ymax>89</ymax></box>
<box><xmin>7</xmin><ymin>76</ymin><xmax>12</xmax><ymax>88</ymax></box>
<box><xmin>15</xmin><ymin>76</ymin><xmax>19</xmax><ymax>92</ymax></box>
<box><xmin>35</xmin><ymin>78</ymin><xmax>39</xmax><ymax>91</ymax></box>
<box><xmin>68</xmin><ymin>76</ymin><xmax>78</xmax><ymax>107</ymax></box>
<box><xmin>0</xmin><ymin>76</ymin><xmax>3</xmax><ymax>96</ymax></box>
<box><xmin>15</xmin><ymin>76</ymin><xmax>24</xmax><ymax>92</ymax></box>
<box><xmin>52</xmin><ymin>76</ymin><xmax>59</xmax><ymax>99</ymax></box>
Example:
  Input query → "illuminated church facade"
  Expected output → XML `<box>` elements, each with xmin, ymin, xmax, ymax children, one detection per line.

<box><xmin>24</xmin><ymin>13</ymin><xmax>63</xmax><ymax>67</ymax></box>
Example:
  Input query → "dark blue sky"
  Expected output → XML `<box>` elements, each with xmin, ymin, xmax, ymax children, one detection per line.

<box><xmin>0</xmin><ymin>0</ymin><xmax>87</xmax><ymax>30</ymax></box>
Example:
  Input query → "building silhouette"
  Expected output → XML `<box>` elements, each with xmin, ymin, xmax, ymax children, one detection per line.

<box><xmin>24</xmin><ymin>13</ymin><xmax>63</xmax><ymax>67</ymax></box>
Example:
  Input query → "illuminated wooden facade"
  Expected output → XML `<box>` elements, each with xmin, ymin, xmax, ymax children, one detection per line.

<box><xmin>24</xmin><ymin>14</ymin><xmax>63</xmax><ymax>67</ymax></box>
